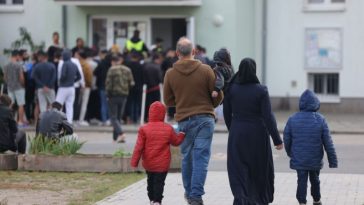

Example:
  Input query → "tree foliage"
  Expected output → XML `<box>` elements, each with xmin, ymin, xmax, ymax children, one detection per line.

<box><xmin>3</xmin><ymin>27</ymin><xmax>45</xmax><ymax>55</ymax></box>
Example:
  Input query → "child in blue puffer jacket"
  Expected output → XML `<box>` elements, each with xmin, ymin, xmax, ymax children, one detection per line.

<box><xmin>284</xmin><ymin>89</ymin><xmax>338</xmax><ymax>205</ymax></box>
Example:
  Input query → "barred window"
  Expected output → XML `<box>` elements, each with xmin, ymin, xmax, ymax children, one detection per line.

<box><xmin>309</xmin><ymin>73</ymin><xmax>339</xmax><ymax>95</ymax></box>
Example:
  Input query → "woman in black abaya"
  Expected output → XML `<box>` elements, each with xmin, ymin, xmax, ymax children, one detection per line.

<box><xmin>223</xmin><ymin>58</ymin><xmax>283</xmax><ymax>205</ymax></box>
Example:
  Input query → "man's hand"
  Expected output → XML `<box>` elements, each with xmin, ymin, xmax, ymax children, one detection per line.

<box><xmin>275</xmin><ymin>144</ymin><xmax>284</xmax><ymax>150</ymax></box>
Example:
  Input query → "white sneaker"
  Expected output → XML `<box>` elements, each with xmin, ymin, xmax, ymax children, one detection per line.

<box><xmin>103</xmin><ymin>120</ymin><xmax>111</xmax><ymax>126</ymax></box>
<box><xmin>78</xmin><ymin>121</ymin><xmax>90</xmax><ymax>126</ymax></box>
<box><xmin>153</xmin><ymin>203</ymin><xmax>161</xmax><ymax>205</ymax></box>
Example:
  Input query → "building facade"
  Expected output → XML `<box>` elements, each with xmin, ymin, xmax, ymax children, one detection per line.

<box><xmin>1</xmin><ymin>0</ymin><xmax>363</xmax><ymax>112</ymax></box>
<box><xmin>0</xmin><ymin>0</ymin><xmax>262</xmax><ymax>68</ymax></box>
<box><xmin>266</xmin><ymin>0</ymin><xmax>364</xmax><ymax>113</ymax></box>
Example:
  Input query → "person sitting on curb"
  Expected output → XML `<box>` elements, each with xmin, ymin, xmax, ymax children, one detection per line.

<box><xmin>0</xmin><ymin>94</ymin><xmax>26</xmax><ymax>154</ymax></box>
<box><xmin>131</xmin><ymin>101</ymin><xmax>185</xmax><ymax>205</ymax></box>
<box><xmin>36</xmin><ymin>101</ymin><xmax>73</xmax><ymax>139</ymax></box>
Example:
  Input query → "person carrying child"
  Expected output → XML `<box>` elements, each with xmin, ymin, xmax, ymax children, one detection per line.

<box><xmin>211</xmin><ymin>48</ymin><xmax>234</xmax><ymax>98</ymax></box>
<box><xmin>131</xmin><ymin>101</ymin><xmax>185</xmax><ymax>205</ymax></box>
<box><xmin>284</xmin><ymin>89</ymin><xmax>338</xmax><ymax>205</ymax></box>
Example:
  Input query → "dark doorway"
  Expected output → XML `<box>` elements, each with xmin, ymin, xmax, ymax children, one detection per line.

<box><xmin>151</xmin><ymin>18</ymin><xmax>187</xmax><ymax>50</ymax></box>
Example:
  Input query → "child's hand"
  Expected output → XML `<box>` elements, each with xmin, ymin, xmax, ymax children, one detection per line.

<box><xmin>329</xmin><ymin>164</ymin><xmax>338</xmax><ymax>168</ymax></box>
<box><xmin>275</xmin><ymin>144</ymin><xmax>284</xmax><ymax>150</ymax></box>
<box><xmin>211</xmin><ymin>91</ymin><xmax>218</xmax><ymax>98</ymax></box>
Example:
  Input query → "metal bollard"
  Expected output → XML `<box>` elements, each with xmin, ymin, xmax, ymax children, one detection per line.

<box><xmin>140</xmin><ymin>84</ymin><xmax>147</xmax><ymax>126</ymax></box>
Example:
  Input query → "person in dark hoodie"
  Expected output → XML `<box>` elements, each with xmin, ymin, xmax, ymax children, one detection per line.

<box><xmin>93</xmin><ymin>53</ymin><xmax>112</xmax><ymax>125</ymax></box>
<box><xmin>56</xmin><ymin>49</ymin><xmax>81</xmax><ymax>123</ymax></box>
<box><xmin>36</xmin><ymin>101</ymin><xmax>73</xmax><ymax>139</ymax></box>
<box><xmin>124</xmin><ymin>30</ymin><xmax>149</xmax><ymax>58</ymax></box>
<box><xmin>284</xmin><ymin>89</ymin><xmax>338</xmax><ymax>205</ymax></box>
<box><xmin>143</xmin><ymin>53</ymin><xmax>163</xmax><ymax>122</ymax></box>
<box><xmin>0</xmin><ymin>94</ymin><xmax>26</xmax><ymax>154</ymax></box>
<box><xmin>211</xmin><ymin>48</ymin><xmax>234</xmax><ymax>98</ymax></box>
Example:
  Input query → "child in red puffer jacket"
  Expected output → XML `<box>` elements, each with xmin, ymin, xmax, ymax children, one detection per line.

<box><xmin>131</xmin><ymin>101</ymin><xmax>185</xmax><ymax>205</ymax></box>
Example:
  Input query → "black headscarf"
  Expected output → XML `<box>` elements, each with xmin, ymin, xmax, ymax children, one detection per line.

<box><xmin>213</xmin><ymin>48</ymin><xmax>232</xmax><ymax>67</ymax></box>
<box><xmin>234</xmin><ymin>58</ymin><xmax>260</xmax><ymax>85</ymax></box>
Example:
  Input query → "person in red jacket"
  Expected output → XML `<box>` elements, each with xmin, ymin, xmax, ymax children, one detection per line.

<box><xmin>131</xmin><ymin>101</ymin><xmax>185</xmax><ymax>205</ymax></box>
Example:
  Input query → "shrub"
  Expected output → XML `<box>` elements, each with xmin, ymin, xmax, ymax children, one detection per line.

<box><xmin>113</xmin><ymin>148</ymin><xmax>132</xmax><ymax>157</ymax></box>
<box><xmin>29</xmin><ymin>136</ymin><xmax>85</xmax><ymax>155</ymax></box>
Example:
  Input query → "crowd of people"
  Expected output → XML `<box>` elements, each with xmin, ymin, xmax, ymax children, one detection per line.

<box><xmin>0</xmin><ymin>32</ymin><xmax>338</xmax><ymax>205</ymax></box>
<box><xmin>0</xmin><ymin>30</ymin><xmax>216</xmax><ymax>141</ymax></box>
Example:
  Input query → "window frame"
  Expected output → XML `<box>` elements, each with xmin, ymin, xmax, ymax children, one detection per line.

<box><xmin>303</xmin><ymin>0</ymin><xmax>346</xmax><ymax>12</ymax></box>
<box><xmin>0</xmin><ymin>0</ymin><xmax>24</xmax><ymax>13</ymax></box>
<box><xmin>308</xmin><ymin>73</ymin><xmax>340</xmax><ymax>103</ymax></box>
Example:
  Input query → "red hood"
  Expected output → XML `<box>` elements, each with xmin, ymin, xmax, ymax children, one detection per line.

<box><xmin>148</xmin><ymin>101</ymin><xmax>166</xmax><ymax>122</ymax></box>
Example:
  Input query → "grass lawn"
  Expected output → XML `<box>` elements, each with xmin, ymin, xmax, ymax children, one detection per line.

<box><xmin>0</xmin><ymin>171</ymin><xmax>145</xmax><ymax>205</ymax></box>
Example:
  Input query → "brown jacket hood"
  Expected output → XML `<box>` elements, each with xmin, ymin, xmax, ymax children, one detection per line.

<box><xmin>173</xmin><ymin>59</ymin><xmax>202</xmax><ymax>76</ymax></box>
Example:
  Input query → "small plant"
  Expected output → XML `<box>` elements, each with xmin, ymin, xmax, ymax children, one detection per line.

<box><xmin>113</xmin><ymin>148</ymin><xmax>132</xmax><ymax>157</ymax></box>
<box><xmin>29</xmin><ymin>136</ymin><xmax>85</xmax><ymax>155</ymax></box>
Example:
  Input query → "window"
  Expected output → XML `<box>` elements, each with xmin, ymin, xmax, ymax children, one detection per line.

<box><xmin>303</xmin><ymin>0</ymin><xmax>345</xmax><ymax>11</ymax></box>
<box><xmin>0</xmin><ymin>0</ymin><xmax>23</xmax><ymax>5</ymax></box>
<box><xmin>0</xmin><ymin>0</ymin><xmax>24</xmax><ymax>12</ymax></box>
<box><xmin>309</xmin><ymin>73</ymin><xmax>340</xmax><ymax>101</ymax></box>
<box><xmin>12</xmin><ymin>0</ymin><xmax>23</xmax><ymax>4</ymax></box>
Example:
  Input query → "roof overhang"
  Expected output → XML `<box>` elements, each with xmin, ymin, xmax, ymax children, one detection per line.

<box><xmin>54</xmin><ymin>0</ymin><xmax>202</xmax><ymax>6</ymax></box>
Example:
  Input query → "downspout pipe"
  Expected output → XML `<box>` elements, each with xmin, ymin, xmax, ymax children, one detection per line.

<box><xmin>262</xmin><ymin>0</ymin><xmax>267</xmax><ymax>85</ymax></box>
<box><xmin>62</xmin><ymin>5</ymin><xmax>67</xmax><ymax>47</ymax></box>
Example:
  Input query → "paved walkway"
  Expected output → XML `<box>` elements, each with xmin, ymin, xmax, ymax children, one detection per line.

<box><xmin>97</xmin><ymin>172</ymin><xmax>364</xmax><ymax>205</ymax></box>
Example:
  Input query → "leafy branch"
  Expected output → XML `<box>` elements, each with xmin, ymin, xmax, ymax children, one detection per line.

<box><xmin>3</xmin><ymin>27</ymin><xmax>45</xmax><ymax>55</ymax></box>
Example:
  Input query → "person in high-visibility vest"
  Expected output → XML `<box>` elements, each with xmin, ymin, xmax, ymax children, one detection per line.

<box><xmin>125</xmin><ymin>30</ymin><xmax>149</xmax><ymax>58</ymax></box>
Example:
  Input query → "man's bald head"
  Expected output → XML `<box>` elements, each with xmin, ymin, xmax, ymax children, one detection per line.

<box><xmin>176</xmin><ymin>37</ymin><xmax>194</xmax><ymax>58</ymax></box>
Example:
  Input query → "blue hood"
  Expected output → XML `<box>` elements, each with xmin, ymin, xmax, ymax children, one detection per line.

<box><xmin>62</xmin><ymin>49</ymin><xmax>72</xmax><ymax>61</ymax></box>
<box><xmin>299</xmin><ymin>89</ymin><xmax>320</xmax><ymax>112</ymax></box>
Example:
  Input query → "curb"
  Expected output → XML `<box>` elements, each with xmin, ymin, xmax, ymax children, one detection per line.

<box><xmin>22</xmin><ymin>127</ymin><xmax>364</xmax><ymax>135</ymax></box>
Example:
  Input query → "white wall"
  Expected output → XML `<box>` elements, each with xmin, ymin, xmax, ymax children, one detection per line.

<box><xmin>266</xmin><ymin>0</ymin><xmax>364</xmax><ymax>98</ymax></box>
<box><xmin>0</xmin><ymin>0</ymin><xmax>62</xmax><ymax>65</ymax></box>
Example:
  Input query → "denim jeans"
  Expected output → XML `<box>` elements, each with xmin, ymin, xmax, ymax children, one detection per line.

<box><xmin>178</xmin><ymin>115</ymin><xmax>215</xmax><ymax>200</ymax></box>
<box><xmin>99</xmin><ymin>89</ymin><xmax>109</xmax><ymax>122</ymax></box>
<box><xmin>296</xmin><ymin>170</ymin><xmax>321</xmax><ymax>204</ymax></box>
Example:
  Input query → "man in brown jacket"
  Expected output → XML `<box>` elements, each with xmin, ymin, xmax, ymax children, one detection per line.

<box><xmin>163</xmin><ymin>37</ymin><xmax>223</xmax><ymax>205</ymax></box>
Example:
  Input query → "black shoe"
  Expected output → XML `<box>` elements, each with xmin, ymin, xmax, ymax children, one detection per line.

<box><xmin>190</xmin><ymin>198</ymin><xmax>204</xmax><ymax>205</ymax></box>
<box><xmin>313</xmin><ymin>201</ymin><xmax>322</xmax><ymax>205</ymax></box>
<box><xmin>184</xmin><ymin>193</ymin><xmax>191</xmax><ymax>204</ymax></box>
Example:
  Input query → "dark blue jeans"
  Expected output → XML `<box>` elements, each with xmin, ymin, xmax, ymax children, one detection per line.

<box><xmin>178</xmin><ymin>115</ymin><xmax>215</xmax><ymax>200</ymax></box>
<box><xmin>99</xmin><ymin>89</ymin><xmax>109</xmax><ymax>123</ymax></box>
<box><xmin>108</xmin><ymin>96</ymin><xmax>127</xmax><ymax>141</ymax></box>
<box><xmin>296</xmin><ymin>170</ymin><xmax>321</xmax><ymax>204</ymax></box>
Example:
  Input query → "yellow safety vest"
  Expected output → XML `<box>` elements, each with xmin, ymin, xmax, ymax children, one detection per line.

<box><xmin>126</xmin><ymin>40</ymin><xmax>144</xmax><ymax>52</ymax></box>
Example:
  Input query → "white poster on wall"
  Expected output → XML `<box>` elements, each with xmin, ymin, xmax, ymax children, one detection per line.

<box><xmin>305</xmin><ymin>28</ymin><xmax>342</xmax><ymax>70</ymax></box>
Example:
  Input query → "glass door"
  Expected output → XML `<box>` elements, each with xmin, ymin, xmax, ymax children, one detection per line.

<box><xmin>90</xmin><ymin>16</ymin><xmax>150</xmax><ymax>52</ymax></box>
<box><xmin>113</xmin><ymin>21</ymin><xmax>148</xmax><ymax>52</ymax></box>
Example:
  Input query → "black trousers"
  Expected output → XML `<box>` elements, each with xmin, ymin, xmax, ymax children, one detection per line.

<box><xmin>0</xmin><ymin>131</ymin><xmax>27</xmax><ymax>154</ymax></box>
<box><xmin>146</xmin><ymin>171</ymin><xmax>168</xmax><ymax>203</ymax></box>
<box><xmin>73</xmin><ymin>87</ymin><xmax>82</xmax><ymax>121</ymax></box>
